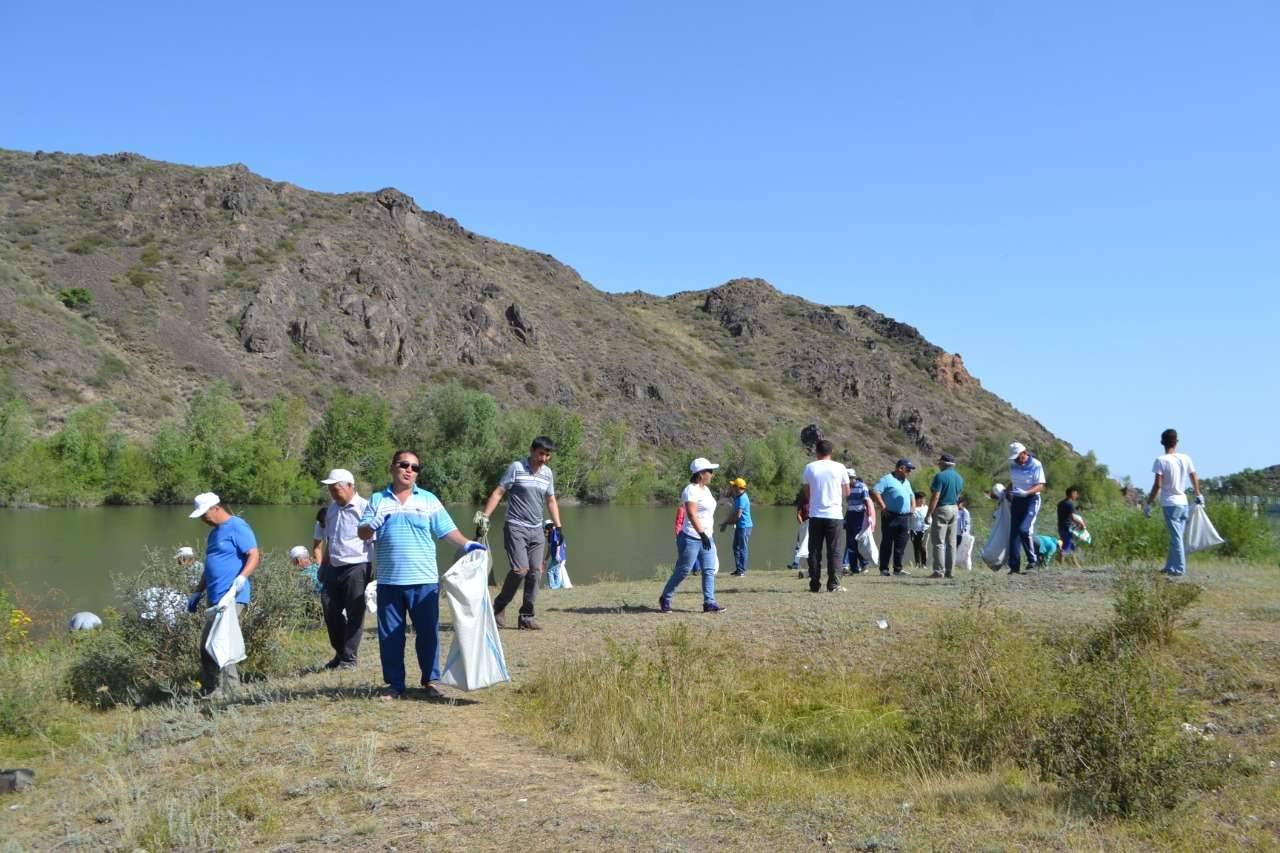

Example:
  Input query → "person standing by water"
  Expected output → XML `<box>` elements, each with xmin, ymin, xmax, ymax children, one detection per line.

<box><xmin>802</xmin><ymin>440</ymin><xmax>851</xmax><ymax>593</ymax></box>
<box><xmin>926</xmin><ymin>453</ymin><xmax>964</xmax><ymax>578</ymax></box>
<box><xmin>659</xmin><ymin>458</ymin><xmax>726</xmax><ymax>614</ymax></box>
<box><xmin>873</xmin><ymin>459</ymin><xmax>916</xmax><ymax>576</ymax></box>
<box><xmin>1006</xmin><ymin>442</ymin><xmax>1047</xmax><ymax>574</ymax></box>
<box><xmin>358</xmin><ymin>450</ymin><xmax>485</xmax><ymax>701</ymax></box>
<box><xmin>185</xmin><ymin>492</ymin><xmax>259</xmax><ymax>699</ymax></box>
<box><xmin>477</xmin><ymin>436</ymin><xmax>563</xmax><ymax>631</ymax></box>
<box><xmin>314</xmin><ymin>468</ymin><xmax>374</xmax><ymax>669</ymax></box>
<box><xmin>720</xmin><ymin>477</ymin><xmax>753</xmax><ymax>576</ymax></box>
<box><xmin>1147</xmin><ymin>428</ymin><xmax>1203</xmax><ymax>577</ymax></box>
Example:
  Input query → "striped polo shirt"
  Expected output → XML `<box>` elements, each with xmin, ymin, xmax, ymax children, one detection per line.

<box><xmin>359</xmin><ymin>484</ymin><xmax>458</xmax><ymax>585</ymax></box>
<box><xmin>1009</xmin><ymin>456</ymin><xmax>1047</xmax><ymax>494</ymax></box>
<box><xmin>499</xmin><ymin>458</ymin><xmax>555</xmax><ymax>529</ymax></box>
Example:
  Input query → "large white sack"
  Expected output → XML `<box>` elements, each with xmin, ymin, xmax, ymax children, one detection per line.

<box><xmin>956</xmin><ymin>533</ymin><xmax>976</xmax><ymax>572</ymax></box>
<box><xmin>365</xmin><ymin>581</ymin><xmax>378</xmax><ymax>614</ymax></box>
<box><xmin>1185</xmin><ymin>505</ymin><xmax>1226</xmax><ymax>554</ymax></box>
<box><xmin>440</xmin><ymin>549</ymin><xmax>511</xmax><ymax>691</ymax></box>
<box><xmin>556</xmin><ymin>559</ymin><xmax>573</xmax><ymax>589</ymax></box>
<box><xmin>792</xmin><ymin>522</ymin><xmax>809</xmax><ymax>564</ymax></box>
<box><xmin>205</xmin><ymin>587</ymin><xmax>246</xmax><ymax>669</ymax></box>
<box><xmin>981</xmin><ymin>501</ymin><xmax>1012</xmax><ymax>569</ymax></box>
<box><xmin>856</xmin><ymin>528</ymin><xmax>879</xmax><ymax>566</ymax></box>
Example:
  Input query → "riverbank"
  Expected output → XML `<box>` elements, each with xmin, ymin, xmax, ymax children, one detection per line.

<box><xmin>2</xmin><ymin>560</ymin><xmax>1278</xmax><ymax>850</ymax></box>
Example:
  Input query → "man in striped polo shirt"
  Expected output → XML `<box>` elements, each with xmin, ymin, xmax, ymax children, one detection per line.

<box><xmin>358</xmin><ymin>450</ymin><xmax>484</xmax><ymax>701</ymax></box>
<box><xmin>1006</xmin><ymin>441</ymin><xmax>1047</xmax><ymax>574</ymax></box>
<box><xmin>478</xmin><ymin>436</ymin><xmax>563</xmax><ymax>630</ymax></box>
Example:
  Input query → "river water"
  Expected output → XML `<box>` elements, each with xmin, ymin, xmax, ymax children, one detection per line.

<box><xmin>0</xmin><ymin>503</ymin><xmax>809</xmax><ymax>619</ymax></box>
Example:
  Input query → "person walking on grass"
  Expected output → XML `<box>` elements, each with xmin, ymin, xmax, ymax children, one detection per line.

<box><xmin>477</xmin><ymin>436</ymin><xmax>563</xmax><ymax>630</ymax></box>
<box><xmin>926</xmin><ymin>453</ymin><xmax>964</xmax><ymax>578</ymax></box>
<box><xmin>720</xmin><ymin>477</ymin><xmax>753</xmax><ymax>576</ymax></box>
<box><xmin>185</xmin><ymin>492</ymin><xmax>259</xmax><ymax>700</ymax></box>
<box><xmin>1147</xmin><ymin>428</ymin><xmax>1203</xmax><ymax>578</ymax></box>
<box><xmin>659</xmin><ymin>458</ymin><xmax>726</xmax><ymax>613</ymax></box>
<box><xmin>358</xmin><ymin>450</ymin><xmax>485</xmax><ymax>701</ymax></box>
<box><xmin>1057</xmin><ymin>486</ymin><xmax>1084</xmax><ymax>569</ymax></box>
<box><xmin>313</xmin><ymin>468</ymin><xmax>374</xmax><ymax>670</ymax></box>
<box><xmin>843</xmin><ymin>470</ymin><xmax>871</xmax><ymax>574</ymax></box>
<box><xmin>873</xmin><ymin>459</ymin><xmax>916</xmax><ymax>576</ymax></box>
<box><xmin>802</xmin><ymin>440</ymin><xmax>851</xmax><ymax>593</ymax></box>
<box><xmin>1006</xmin><ymin>442</ymin><xmax>1046</xmax><ymax>574</ymax></box>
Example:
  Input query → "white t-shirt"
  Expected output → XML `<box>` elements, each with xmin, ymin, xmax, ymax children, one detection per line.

<box><xmin>803</xmin><ymin>459</ymin><xmax>850</xmax><ymax>520</ymax></box>
<box><xmin>680</xmin><ymin>483</ymin><xmax>717</xmax><ymax>538</ymax></box>
<box><xmin>1152</xmin><ymin>452</ymin><xmax>1196</xmax><ymax>507</ymax></box>
<box><xmin>911</xmin><ymin>506</ymin><xmax>928</xmax><ymax>534</ymax></box>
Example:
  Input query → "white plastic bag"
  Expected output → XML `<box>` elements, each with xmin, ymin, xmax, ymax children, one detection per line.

<box><xmin>792</xmin><ymin>522</ymin><xmax>809</xmax><ymax>565</ymax></box>
<box><xmin>856</xmin><ymin>527</ymin><xmax>879</xmax><ymax>566</ymax></box>
<box><xmin>365</xmin><ymin>581</ymin><xmax>378</xmax><ymax>614</ymax></box>
<box><xmin>1185</xmin><ymin>505</ymin><xmax>1225</xmax><ymax>554</ymax></box>
<box><xmin>439</xmin><ymin>549</ymin><xmax>510</xmax><ymax>691</ymax></box>
<box><xmin>956</xmin><ymin>533</ymin><xmax>976</xmax><ymax>572</ymax></box>
<box><xmin>205</xmin><ymin>586</ymin><xmax>246</xmax><ymax>669</ymax></box>
<box><xmin>555</xmin><ymin>559</ymin><xmax>573</xmax><ymax>589</ymax></box>
<box><xmin>981</xmin><ymin>501</ymin><xmax>1012</xmax><ymax>569</ymax></box>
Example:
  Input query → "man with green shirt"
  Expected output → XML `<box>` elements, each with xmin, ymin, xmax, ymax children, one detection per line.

<box><xmin>926</xmin><ymin>453</ymin><xmax>965</xmax><ymax>578</ymax></box>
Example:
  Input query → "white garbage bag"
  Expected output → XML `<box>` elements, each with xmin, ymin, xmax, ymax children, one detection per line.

<box><xmin>792</xmin><ymin>522</ymin><xmax>809</xmax><ymax>565</ymax></box>
<box><xmin>956</xmin><ymin>533</ymin><xmax>976</xmax><ymax>572</ymax></box>
<box><xmin>1185</xmin><ymin>505</ymin><xmax>1225</xmax><ymax>554</ymax></box>
<box><xmin>365</xmin><ymin>581</ymin><xmax>378</xmax><ymax>614</ymax></box>
<box><xmin>555</xmin><ymin>559</ymin><xmax>573</xmax><ymax>589</ymax></box>
<box><xmin>204</xmin><ymin>586</ymin><xmax>246</xmax><ymax>670</ymax></box>
<box><xmin>856</xmin><ymin>528</ymin><xmax>879</xmax><ymax>566</ymax></box>
<box><xmin>439</xmin><ymin>549</ymin><xmax>510</xmax><ymax>691</ymax></box>
<box><xmin>981</xmin><ymin>500</ymin><xmax>1012</xmax><ymax>569</ymax></box>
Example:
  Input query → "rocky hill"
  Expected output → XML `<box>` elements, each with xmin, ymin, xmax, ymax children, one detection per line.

<box><xmin>0</xmin><ymin>148</ymin><xmax>1065</xmax><ymax>465</ymax></box>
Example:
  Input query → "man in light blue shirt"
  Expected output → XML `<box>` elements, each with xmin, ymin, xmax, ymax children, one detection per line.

<box><xmin>873</xmin><ymin>459</ymin><xmax>917</xmax><ymax>576</ymax></box>
<box><xmin>1006</xmin><ymin>442</ymin><xmax>1047</xmax><ymax>573</ymax></box>
<box><xmin>359</xmin><ymin>450</ymin><xmax>483</xmax><ymax>701</ymax></box>
<box><xmin>187</xmin><ymin>492</ymin><xmax>259</xmax><ymax>698</ymax></box>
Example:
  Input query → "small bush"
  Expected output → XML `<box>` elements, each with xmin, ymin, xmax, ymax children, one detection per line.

<box><xmin>1100</xmin><ymin>569</ymin><xmax>1202</xmax><ymax>652</ymax></box>
<box><xmin>57</xmin><ymin>287</ymin><xmax>93</xmax><ymax>309</ymax></box>
<box><xmin>67</xmin><ymin>234</ymin><xmax>107</xmax><ymax>255</ymax></box>
<box><xmin>1201</xmin><ymin>502</ymin><xmax>1280</xmax><ymax>562</ymax></box>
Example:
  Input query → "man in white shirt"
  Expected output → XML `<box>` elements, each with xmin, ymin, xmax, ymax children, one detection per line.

<box><xmin>801</xmin><ymin>439</ymin><xmax>851</xmax><ymax>593</ymax></box>
<box><xmin>315</xmin><ymin>468</ymin><xmax>374</xmax><ymax>669</ymax></box>
<box><xmin>1006</xmin><ymin>442</ymin><xmax>1047</xmax><ymax>574</ymax></box>
<box><xmin>1147</xmin><ymin>428</ymin><xmax>1203</xmax><ymax>577</ymax></box>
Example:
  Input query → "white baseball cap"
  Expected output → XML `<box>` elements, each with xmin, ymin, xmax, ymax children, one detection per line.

<box><xmin>1008</xmin><ymin>442</ymin><xmax>1027</xmax><ymax>462</ymax></box>
<box><xmin>189</xmin><ymin>492</ymin><xmax>220</xmax><ymax>518</ymax></box>
<box><xmin>846</xmin><ymin>467</ymin><xmax>857</xmax><ymax>479</ymax></box>
<box><xmin>320</xmin><ymin>468</ymin><xmax>355</xmax><ymax>485</ymax></box>
<box><xmin>689</xmin><ymin>457</ymin><xmax>720</xmax><ymax>474</ymax></box>
<box><xmin>288</xmin><ymin>545</ymin><xmax>310</xmax><ymax>561</ymax></box>
<box><xmin>175</xmin><ymin>546</ymin><xmax>195</xmax><ymax>559</ymax></box>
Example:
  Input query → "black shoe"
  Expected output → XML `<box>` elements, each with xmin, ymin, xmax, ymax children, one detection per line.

<box><xmin>810</xmin><ymin>586</ymin><xmax>822</xmax><ymax>593</ymax></box>
<box><xmin>324</xmin><ymin>656</ymin><xmax>342</xmax><ymax>670</ymax></box>
<box><xmin>880</xmin><ymin>571</ymin><xmax>890</xmax><ymax>576</ymax></box>
<box><xmin>731</xmin><ymin>570</ymin><xmax>746</xmax><ymax>576</ymax></box>
<box><xmin>420</xmin><ymin>683</ymin><xmax>447</xmax><ymax>700</ymax></box>
<box><xmin>337</xmin><ymin>660</ymin><xmax>358</xmax><ymax>670</ymax></box>
<box><xmin>1008</xmin><ymin>568</ymin><xmax>1022</xmax><ymax>574</ymax></box>
<box><xmin>494</xmin><ymin>610</ymin><xmax>508</xmax><ymax>629</ymax></box>
<box><xmin>518</xmin><ymin>617</ymin><xmax>543</xmax><ymax>630</ymax></box>
<box><xmin>894</xmin><ymin>569</ymin><xmax>912</xmax><ymax>576</ymax></box>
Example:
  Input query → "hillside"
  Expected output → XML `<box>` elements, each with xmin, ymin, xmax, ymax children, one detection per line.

<box><xmin>0</xmin><ymin>148</ymin><xmax>1064</xmax><ymax>465</ymax></box>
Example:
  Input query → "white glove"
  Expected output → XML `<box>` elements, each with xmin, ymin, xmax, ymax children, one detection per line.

<box><xmin>1142</xmin><ymin>503</ymin><xmax>1152</xmax><ymax>519</ymax></box>
<box><xmin>232</xmin><ymin>576</ymin><xmax>247</xmax><ymax>594</ymax></box>
<box><xmin>1194</xmin><ymin>494</ymin><xmax>1205</xmax><ymax>506</ymax></box>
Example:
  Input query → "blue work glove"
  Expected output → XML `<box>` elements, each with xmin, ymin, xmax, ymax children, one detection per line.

<box><xmin>1194</xmin><ymin>494</ymin><xmax>1206</xmax><ymax>506</ymax></box>
<box><xmin>699</xmin><ymin>532</ymin><xmax>712</xmax><ymax>550</ymax></box>
<box><xmin>463</xmin><ymin>541</ymin><xmax>487</xmax><ymax>554</ymax></box>
<box><xmin>186</xmin><ymin>592</ymin><xmax>202</xmax><ymax>613</ymax></box>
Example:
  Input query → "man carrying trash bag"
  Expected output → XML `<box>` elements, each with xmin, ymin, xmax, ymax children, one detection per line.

<box><xmin>185</xmin><ymin>492</ymin><xmax>259</xmax><ymax>699</ymax></box>
<box><xmin>1147</xmin><ymin>428</ymin><xmax>1206</xmax><ymax>577</ymax></box>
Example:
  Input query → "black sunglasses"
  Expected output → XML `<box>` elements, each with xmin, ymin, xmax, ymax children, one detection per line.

<box><xmin>395</xmin><ymin>461</ymin><xmax>422</xmax><ymax>472</ymax></box>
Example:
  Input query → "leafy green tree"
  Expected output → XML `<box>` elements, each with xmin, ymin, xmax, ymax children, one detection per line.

<box><xmin>147</xmin><ymin>422</ymin><xmax>198</xmax><ymax>504</ymax></box>
<box><xmin>303</xmin><ymin>392</ymin><xmax>394</xmax><ymax>488</ymax></box>
<box><xmin>394</xmin><ymin>383</ymin><xmax>500</xmax><ymax>501</ymax></box>
<box><xmin>104</xmin><ymin>438</ymin><xmax>157</xmax><ymax>505</ymax></box>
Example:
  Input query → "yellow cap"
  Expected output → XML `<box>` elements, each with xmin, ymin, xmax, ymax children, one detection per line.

<box><xmin>730</xmin><ymin>477</ymin><xmax>747</xmax><ymax>489</ymax></box>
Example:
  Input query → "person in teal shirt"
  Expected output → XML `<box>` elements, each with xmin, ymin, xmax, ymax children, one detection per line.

<box><xmin>721</xmin><ymin>477</ymin><xmax>754</xmax><ymax>576</ymax></box>
<box><xmin>926</xmin><ymin>453</ymin><xmax>965</xmax><ymax>578</ymax></box>
<box><xmin>1034</xmin><ymin>534</ymin><xmax>1061</xmax><ymax>566</ymax></box>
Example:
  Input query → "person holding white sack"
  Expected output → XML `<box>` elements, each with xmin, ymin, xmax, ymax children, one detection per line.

<box><xmin>658</xmin><ymin>457</ymin><xmax>727</xmax><ymax>614</ymax></box>
<box><xmin>1147</xmin><ymin>428</ymin><xmax>1204</xmax><ymax>577</ymax></box>
<box><xmin>185</xmin><ymin>492</ymin><xmax>259</xmax><ymax>699</ymax></box>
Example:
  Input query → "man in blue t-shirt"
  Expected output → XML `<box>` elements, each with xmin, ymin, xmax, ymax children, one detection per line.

<box><xmin>873</xmin><ymin>459</ymin><xmax>917</xmax><ymax>576</ymax></box>
<box><xmin>187</xmin><ymin>491</ymin><xmax>259</xmax><ymax>698</ymax></box>
<box><xmin>720</xmin><ymin>477</ymin><xmax>754</xmax><ymax>575</ymax></box>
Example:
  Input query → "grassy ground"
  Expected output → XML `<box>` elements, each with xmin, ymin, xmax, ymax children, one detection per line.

<box><xmin>2</xmin><ymin>558</ymin><xmax>1277</xmax><ymax>851</ymax></box>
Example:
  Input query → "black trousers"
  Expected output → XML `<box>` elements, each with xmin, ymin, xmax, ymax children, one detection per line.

<box><xmin>321</xmin><ymin>562</ymin><xmax>372</xmax><ymax>663</ymax></box>
<box><xmin>879</xmin><ymin>512</ymin><xmax>911</xmax><ymax>573</ymax></box>
<box><xmin>910</xmin><ymin>531</ymin><xmax>927</xmax><ymax>565</ymax></box>
<box><xmin>807</xmin><ymin>517</ymin><xmax>842</xmax><ymax>591</ymax></box>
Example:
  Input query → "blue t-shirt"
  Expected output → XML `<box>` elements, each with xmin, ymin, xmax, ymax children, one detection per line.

<box><xmin>874</xmin><ymin>474</ymin><xmax>915</xmax><ymax>514</ymax></box>
<box><xmin>203</xmin><ymin>516</ymin><xmax>257</xmax><ymax>606</ymax></box>
<box><xmin>360</xmin><ymin>484</ymin><xmax>458</xmax><ymax>585</ymax></box>
<box><xmin>734</xmin><ymin>493</ymin><xmax>753</xmax><ymax>529</ymax></box>
<box><xmin>930</xmin><ymin>468</ymin><xmax>964</xmax><ymax>506</ymax></box>
<box><xmin>847</xmin><ymin>480</ymin><xmax>870</xmax><ymax>511</ymax></box>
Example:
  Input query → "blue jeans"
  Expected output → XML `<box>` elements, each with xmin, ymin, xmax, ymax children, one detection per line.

<box><xmin>661</xmin><ymin>533</ymin><xmax>718</xmax><ymax>606</ymax></box>
<box><xmin>1162</xmin><ymin>504</ymin><xmax>1190</xmax><ymax>575</ymax></box>
<box><xmin>1008</xmin><ymin>494</ymin><xmax>1041</xmax><ymax>571</ymax></box>
<box><xmin>376</xmin><ymin>582</ymin><xmax>440</xmax><ymax>693</ymax></box>
<box><xmin>732</xmin><ymin>527</ymin><xmax>751</xmax><ymax>573</ymax></box>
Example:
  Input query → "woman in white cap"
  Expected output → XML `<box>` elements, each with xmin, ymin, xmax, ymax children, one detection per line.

<box><xmin>658</xmin><ymin>458</ymin><xmax>726</xmax><ymax>614</ymax></box>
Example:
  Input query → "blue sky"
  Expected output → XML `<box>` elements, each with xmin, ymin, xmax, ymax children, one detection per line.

<box><xmin>2</xmin><ymin>1</ymin><xmax>1276</xmax><ymax>482</ymax></box>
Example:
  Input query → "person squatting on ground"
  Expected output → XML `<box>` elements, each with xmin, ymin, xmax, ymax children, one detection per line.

<box><xmin>313</xmin><ymin>468</ymin><xmax>374</xmax><ymax>669</ymax></box>
<box><xmin>659</xmin><ymin>458</ymin><xmax>727</xmax><ymax>613</ymax></box>
<box><xmin>1056</xmin><ymin>486</ymin><xmax>1084</xmax><ymax>569</ymax></box>
<box><xmin>359</xmin><ymin>450</ymin><xmax>484</xmax><ymax>701</ymax></box>
<box><xmin>843</xmin><ymin>470</ymin><xmax>871</xmax><ymax>573</ymax></box>
<box><xmin>185</xmin><ymin>492</ymin><xmax>259</xmax><ymax>699</ymax></box>
<box><xmin>1005</xmin><ymin>442</ymin><xmax>1047</xmax><ymax>574</ymax></box>
<box><xmin>1147</xmin><ymin>428</ymin><xmax>1203</xmax><ymax>578</ymax></box>
<box><xmin>478</xmin><ymin>436</ymin><xmax>563</xmax><ymax>630</ymax></box>
<box><xmin>910</xmin><ymin>492</ymin><xmax>929</xmax><ymax>567</ymax></box>
<box><xmin>873</xmin><ymin>459</ymin><xmax>917</xmax><ymax>576</ymax></box>
<box><xmin>720</xmin><ymin>477</ymin><xmax>753</xmax><ymax>576</ymax></box>
<box><xmin>926</xmin><ymin>453</ymin><xmax>965</xmax><ymax>578</ymax></box>
<box><xmin>290</xmin><ymin>545</ymin><xmax>321</xmax><ymax>594</ymax></box>
<box><xmin>802</xmin><ymin>440</ymin><xmax>851</xmax><ymax>593</ymax></box>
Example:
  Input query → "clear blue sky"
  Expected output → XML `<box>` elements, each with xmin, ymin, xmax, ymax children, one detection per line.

<box><xmin>3</xmin><ymin>1</ymin><xmax>1276</xmax><ymax>482</ymax></box>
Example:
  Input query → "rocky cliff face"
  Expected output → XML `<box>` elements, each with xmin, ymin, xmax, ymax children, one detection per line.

<box><xmin>0</xmin><ymin>148</ymin><xmax>1065</xmax><ymax>465</ymax></box>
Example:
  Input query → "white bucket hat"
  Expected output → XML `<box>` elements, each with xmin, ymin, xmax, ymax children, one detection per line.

<box><xmin>689</xmin><ymin>457</ymin><xmax>720</xmax><ymax>474</ymax></box>
<box><xmin>189</xmin><ymin>492</ymin><xmax>220</xmax><ymax>518</ymax></box>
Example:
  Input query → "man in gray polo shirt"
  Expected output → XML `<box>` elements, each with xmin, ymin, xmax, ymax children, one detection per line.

<box><xmin>478</xmin><ymin>436</ymin><xmax>563</xmax><ymax>630</ymax></box>
<box><xmin>314</xmin><ymin>468</ymin><xmax>374</xmax><ymax>669</ymax></box>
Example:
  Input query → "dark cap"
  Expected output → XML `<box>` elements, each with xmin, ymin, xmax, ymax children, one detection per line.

<box><xmin>938</xmin><ymin>453</ymin><xmax>956</xmax><ymax>465</ymax></box>
<box><xmin>896</xmin><ymin>458</ymin><xmax>915</xmax><ymax>470</ymax></box>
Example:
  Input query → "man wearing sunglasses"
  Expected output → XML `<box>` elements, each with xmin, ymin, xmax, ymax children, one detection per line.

<box><xmin>359</xmin><ymin>450</ymin><xmax>484</xmax><ymax>701</ymax></box>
